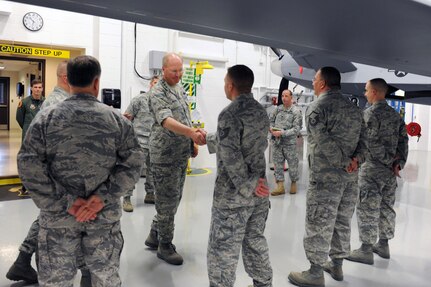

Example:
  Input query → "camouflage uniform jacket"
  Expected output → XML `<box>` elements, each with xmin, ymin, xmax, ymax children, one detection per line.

<box><xmin>41</xmin><ymin>86</ymin><xmax>70</xmax><ymax>110</ymax></box>
<box><xmin>17</xmin><ymin>93</ymin><xmax>144</xmax><ymax>228</ymax></box>
<box><xmin>361</xmin><ymin>100</ymin><xmax>408</xmax><ymax>173</ymax></box>
<box><xmin>16</xmin><ymin>95</ymin><xmax>45</xmax><ymax>140</ymax></box>
<box><xmin>306</xmin><ymin>90</ymin><xmax>366</xmax><ymax>183</ymax></box>
<box><xmin>207</xmin><ymin>93</ymin><xmax>270</xmax><ymax>209</ymax></box>
<box><xmin>148</xmin><ymin>79</ymin><xmax>193</xmax><ymax>164</ymax></box>
<box><xmin>125</xmin><ymin>92</ymin><xmax>154</xmax><ymax>148</ymax></box>
<box><xmin>270</xmin><ymin>104</ymin><xmax>302</xmax><ymax>145</ymax></box>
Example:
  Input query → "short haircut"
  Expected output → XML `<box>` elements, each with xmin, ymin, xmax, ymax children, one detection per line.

<box><xmin>282</xmin><ymin>89</ymin><xmax>292</xmax><ymax>96</ymax></box>
<box><xmin>319</xmin><ymin>66</ymin><xmax>341</xmax><ymax>90</ymax></box>
<box><xmin>67</xmin><ymin>55</ymin><xmax>101</xmax><ymax>87</ymax></box>
<box><xmin>227</xmin><ymin>65</ymin><xmax>254</xmax><ymax>94</ymax></box>
<box><xmin>369</xmin><ymin>78</ymin><xmax>388</xmax><ymax>95</ymax></box>
<box><xmin>56</xmin><ymin>60</ymin><xmax>68</xmax><ymax>77</ymax></box>
<box><xmin>31</xmin><ymin>79</ymin><xmax>42</xmax><ymax>87</ymax></box>
<box><xmin>162</xmin><ymin>53</ymin><xmax>183</xmax><ymax>67</ymax></box>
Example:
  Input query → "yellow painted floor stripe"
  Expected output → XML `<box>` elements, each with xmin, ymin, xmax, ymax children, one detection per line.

<box><xmin>0</xmin><ymin>178</ymin><xmax>21</xmax><ymax>186</ymax></box>
<box><xmin>186</xmin><ymin>168</ymin><xmax>212</xmax><ymax>176</ymax></box>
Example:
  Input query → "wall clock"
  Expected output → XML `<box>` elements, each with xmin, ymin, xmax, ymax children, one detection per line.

<box><xmin>23</xmin><ymin>12</ymin><xmax>44</xmax><ymax>32</ymax></box>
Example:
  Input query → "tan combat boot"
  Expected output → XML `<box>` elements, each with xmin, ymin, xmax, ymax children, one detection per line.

<box><xmin>271</xmin><ymin>181</ymin><xmax>285</xmax><ymax>196</ymax></box>
<box><xmin>290</xmin><ymin>181</ymin><xmax>297</xmax><ymax>194</ymax></box>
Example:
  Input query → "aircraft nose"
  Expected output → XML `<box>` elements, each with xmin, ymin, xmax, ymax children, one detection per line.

<box><xmin>271</xmin><ymin>58</ymin><xmax>283</xmax><ymax>77</ymax></box>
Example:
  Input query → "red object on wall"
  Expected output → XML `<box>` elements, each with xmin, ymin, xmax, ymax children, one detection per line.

<box><xmin>272</xmin><ymin>96</ymin><xmax>278</xmax><ymax>105</ymax></box>
<box><xmin>406</xmin><ymin>122</ymin><xmax>421</xmax><ymax>139</ymax></box>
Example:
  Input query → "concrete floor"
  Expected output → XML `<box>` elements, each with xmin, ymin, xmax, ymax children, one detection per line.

<box><xmin>0</xmin><ymin>130</ymin><xmax>430</xmax><ymax>286</ymax></box>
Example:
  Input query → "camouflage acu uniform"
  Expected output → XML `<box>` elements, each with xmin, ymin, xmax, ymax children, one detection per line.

<box><xmin>41</xmin><ymin>86</ymin><xmax>70</xmax><ymax>110</ymax></box>
<box><xmin>304</xmin><ymin>90</ymin><xmax>366</xmax><ymax>265</ymax></box>
<box><xmin>356</xmin><ymin>100</ymin><xmax>408</xmax><ymax>244</ymax></box>
<box><xmin>18</xmin><ymin>93</ymin><xmax>144</xmax><ymax>287</ymax></box>
<box><xmin>16</xmin><ymin>95</ymin><xmax>45</xmax><ymax>141</ymax></box>
<box><xmin>206</xmin><ymin>93</ymin><xmax>272</xmax><ymax>287</ymax></box>
<box><xmin>270</xmin><ymin>104</ymin><xmax>302</xmax><ymax>182</ymax></box>
<box><xmin>124</xmin><ymin>92</ymin><xmax>155</xmax><ymax>197</ymax></box>
<box><xmin>18</xmin><ymin>88</ymin><xmax>68</xmax><ymax>256</ymax></box>
<box><xmin>148</xmin><ymin>79</ymin><xmax>193</xmax><ymax>244</ymax></box>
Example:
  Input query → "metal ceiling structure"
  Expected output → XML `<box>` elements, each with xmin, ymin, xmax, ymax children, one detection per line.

<box><xmin>6</xmin><ymin>0</ymin><xmax>431</xmax><ymax>77</ymax></box>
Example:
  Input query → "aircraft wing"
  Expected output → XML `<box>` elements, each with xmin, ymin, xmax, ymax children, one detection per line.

<box><xmin>289</xmin><ymin>51</ymin><xmax>357</xmax><ymax>73</ymax></box>
<box><xmin>6</xmin><ymin>0</ymin><xmax>431</xmax><ymax>77</ymax></box>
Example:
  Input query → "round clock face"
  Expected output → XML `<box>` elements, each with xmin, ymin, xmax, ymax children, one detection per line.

<box><xmin>23</xmin><ymin>12</ymin><xmax>44</xmax><ymax>32</ymax></box>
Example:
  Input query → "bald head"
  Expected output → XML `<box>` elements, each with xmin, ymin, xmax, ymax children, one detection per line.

<box><xmin>162</xmin><ymin>53</ymin><xmax>183</xmax><ymax>86</ymax></box>
<box><xmin>162</xmin><ymin>53</ymin><xmax>183</xmax><ymax>68</ymax></box>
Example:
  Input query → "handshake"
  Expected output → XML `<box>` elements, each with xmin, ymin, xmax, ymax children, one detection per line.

<box><xmin>191</xmin><ymin>128</ymin><xmax>207</xmax><ymax>146</ymax></box>
<box><xmin>68</xmin><ymin>195</ymin><xmax>105</xmax><ymax>223</ymax></box>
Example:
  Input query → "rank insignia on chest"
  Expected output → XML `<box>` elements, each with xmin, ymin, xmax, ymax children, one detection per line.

<box><xmin>30</xmin><ymin>104</ymin><xmax>36</xmax><ymax>110</ymax></box>
<box><xmin>308</xmin><ymin>112</ymin><xmax>320</xmax><ymax>127</ymax></box>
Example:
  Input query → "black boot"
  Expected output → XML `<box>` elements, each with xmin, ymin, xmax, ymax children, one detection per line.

<box><xmin>80</xmin><ymin>268</ymin><xmax>92</xmax><ymax>287</ymax></box>
<box><xmin>157</xmin><ymin>242</ymin><xmax>183</xmax><ymax>265</ymax></box>
<box><xmin>145</xmin><ymin>229</ymin><xmax>159</xmax><ymax>249</ymax></box>
<box><xmin>6</xmin><ymin>251</ymin><xmax>38</xmax><ymax>283</ymax></box>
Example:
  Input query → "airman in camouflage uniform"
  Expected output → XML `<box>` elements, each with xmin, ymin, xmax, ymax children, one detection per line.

<box><xmin>270</xmin><ymin>89</ymin><xmax>302</xmax><ymax>195</ymax></box>
<box><xmin>206</xmin><ymin>65</ymin><xmax>272</xmax><ymax>287</ymax></box>
<box><xmin>348</xmin><ymin>78</ymin><xmax>408</xmax><ymax>265</ymax></box>
<box><xmin>41</xmin><ymin>61</ymin><xmax>70</xmax><ymax>110</ymax></box>
<box><xmin>122</xmin><ymin>76</ymin><xmax>159</xmax><ymax>212</ymax></box>
<box><xmin>17</xmin><ymin>55</ymin><xmax>144</xmax><ymax>287</ymax></box>
<box><xmin>7</xmin><ymin>61</ymin><xmax>74</xmax><ymax>285</ymax></box>
<box><xmin>144</xmin><ymin>53</ymin><xmax>205</xmax><ymax>266</ymax></box>
<box><xmin>289</xmin><ymin>67</ymin><xmax>366</xmax><ymax>287</ymax></box>
<box><xmin>16</xmin><ymin>79</ymin><xmax>45</xmax><ymax>142</ymax></box>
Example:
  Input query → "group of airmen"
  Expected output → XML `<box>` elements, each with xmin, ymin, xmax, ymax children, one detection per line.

<box><xmin>6</xmin><ymin>52</ymin><xmax>408</xmax><ymax>287</ymax></box>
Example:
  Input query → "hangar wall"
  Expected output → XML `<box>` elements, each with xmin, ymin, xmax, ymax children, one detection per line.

<box><xmin>1</xmin><ymin>0</ymin><xmax>429</xmax><ymax>168</ymax></box>
<box><xmin>0</xmin><ymin>1</ymin><xmax>282</xmax><ymax>168</ymax></box>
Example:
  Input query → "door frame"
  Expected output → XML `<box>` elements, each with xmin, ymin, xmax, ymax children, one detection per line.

<box><xmin>0</xmin><ymin>77</ymin><xmax>10</xmax><ymax>130</ymax></box>
<box><xmin>0</xmin><ymin>55</ymin><xmax>46</xmax><ymax>97</ymax></box>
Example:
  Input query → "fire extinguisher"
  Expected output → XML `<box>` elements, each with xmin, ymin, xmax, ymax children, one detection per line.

<box><xmin>406</xmin><ymin>122</ymin><xmax>421</xmax><ymax>142</ymax></box>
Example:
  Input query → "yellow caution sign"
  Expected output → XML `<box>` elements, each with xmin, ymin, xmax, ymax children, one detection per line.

<box><xmin>0</xmin><ymin>44</ymin><xmax>70</xmax><ymax>59</ymax></box>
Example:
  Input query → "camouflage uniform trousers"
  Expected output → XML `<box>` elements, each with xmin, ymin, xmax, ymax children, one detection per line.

<box><xmin>150</xmin><ymin>160</ymin><xmax>188</xmax><ymax>243</ymax></box>
<box><xmin>124</xmin><ymin>148</ymin><xmax>154</xmax><ymax>197</ymax></box>
<box><xmin>272</xmin><ymin>143</ymin><xmax>299</xmax><ymax>182</ymax></box>
<box><xmin>304</xmin><ymin>179</ymin><xmax>359</xmax><ymax>265</ymax></box>
<box><xmin>208</xmin><ymin>200</ymin><xmax>273</xmax><ymax>287</ymax></box>
<box><xmin>38</xmin><ymin>222</ymin><xmax>123</xmax><ymax>287</ymax></box>
<box><xmin>19</xmin><ymin>217</ymin><xmax>88</xmax><ymax>271</ymax></box>
<box><xmin>19</xmin><ymin>218</ymin><xmax>39</xmax><ymax>254</ymax></box>
<box><xmin>356</xmin><ymin>171</ymin><xmax>397</xmax><ymax>244</ymax></box>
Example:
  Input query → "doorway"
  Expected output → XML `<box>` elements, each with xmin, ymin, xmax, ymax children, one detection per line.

<box><xmin>0</xmin><ymin>77</ymin><xmax>9</xmax><ymax>130</ymax></box>
<box><xmin>0</xmin><ymin>56</ymin><xmax>45</xmax><ymax>130</ymax></box>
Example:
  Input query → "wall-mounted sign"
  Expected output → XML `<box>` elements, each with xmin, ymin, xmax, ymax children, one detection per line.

<box><xmin>0</xmin><ymin>44</ymin><xmax>70</xmax><ymax>59</ymax></box>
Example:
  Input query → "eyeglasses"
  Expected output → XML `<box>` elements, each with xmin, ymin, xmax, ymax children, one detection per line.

<box><xmin>166</xmin><ymin>69</ymin><xmax>183</xmax><ymax>75</ymax></box>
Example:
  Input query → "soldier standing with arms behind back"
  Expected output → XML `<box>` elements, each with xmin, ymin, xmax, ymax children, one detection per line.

<box><xmin>347</xmin><ymin>78</ymin><xmax>408</xmax><ymax>265</ymax></box>
<box><xmin>206</xmin><ymin>65</ymin><xmax>272</xmax><ymax>287</ymax></box>
<box><xmin>144</xmin><ymin>53</ymin><xmax>205</xmax><ymax>265</ymax></box>
<box><xmin>17</xmin><ymin>55</ymin><xmax>144</xmax><ymax>286</ymax></box>
<box><xmin>6</xmin><ymin>61</ymin><xmax>86</xmax><ymax>285</ymax></box>
<box><xmin>288</xmin><ymin>67</ymin><xmax>366</xmax><ymax>287</ymax></box>
<box><xmin>270</xmin><ymin>89</ymin><xmax>302</xmax><ymax>196</ymax></box>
